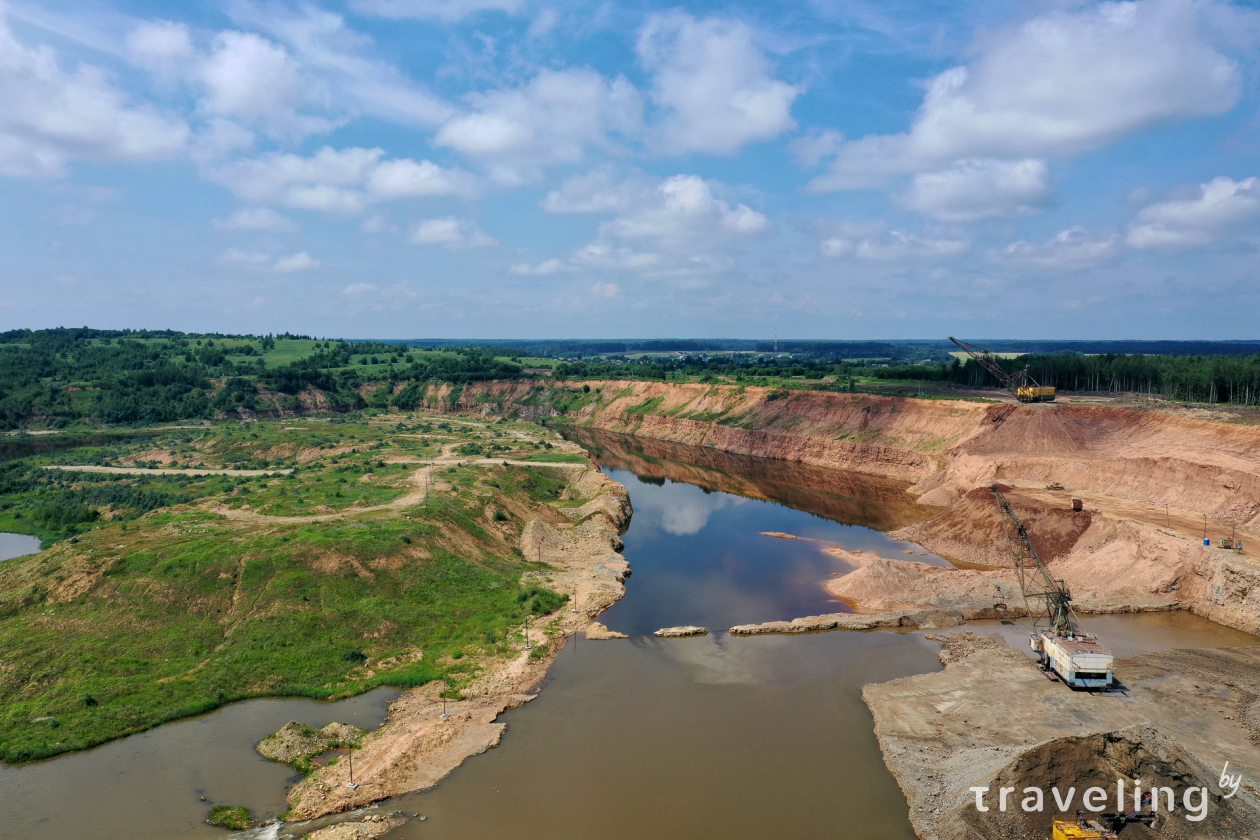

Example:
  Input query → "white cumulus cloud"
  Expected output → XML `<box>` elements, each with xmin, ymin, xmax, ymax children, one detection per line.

<box><xmin>212</xmin><ymin>207</ymin><xmax>298</xmax><ymax>232</ymax></box>
<box><xmin>206</xmin><ymin>146</ymin><xmax>479</xmax><ymax>214</ymax></box>
<box><xmin>600</xmin><ymin>174</ymin><xmax>773</xmax><ymax>247</ymax></box>
<box><xmin>1126</xmin><ymin>176</ymin><xmax>1259</xmax><ymax>248</ymax></box>
<box><xmin>273</xmin><ymin>251</ymin><xmax>321</xmax><ymax>272</ymax></box>
<box><xmin>367</xmin><ymin>158</ymin><xmax>481</xmax><ymax>199</ymax></box>
<box><xmin>409</xmin><ymin>217</ymin><xmax>497</xmax><ymax>250</ymax></box>
<box><xmin>807</xmin><ymin>0</ymin><xmax>1241</xmax><ymax>190</ymax></box>
<box><xmin>897</xmin><ymin>158</ymin><xmax>1054</xmax><ymax>221</ymax></box>
<box><xmin>198</xmin><ymin>32</ymin><xmax>317</xmax><ymax>130</ymax></box>
<box><xmin>0</xmin><ymin>16</ymin><xmax>188</xmax><ymax>177</ymax></box>
<box><xmin>229</xmin><ymin>6</ymin><xmax>453</xmax><ymax>129</ymax></box>
<box><xmin>820</xmin><ymin>223</ymin><xmax>969</xmax><ymax>261</ymax></box>
<box><xmin>637</xmin><ymin>12</ymin><xmax>799</xmax><ymax>154</ymax></box>
<box><xmin>220</xmin><ymin>248</ymin><xmax>320</xmax><ymax>272</ymax></box>
<box><xmin>516</xmin><ymin>172</ymin><xmax>770</xmax><ymax>278</ymax></box>
<box><xmin>349</xmin><ymin>0</ymin><xmax>524</xmax><ymax>21</ymax></box>
<box><xmin>125</xmin><ymin>20</ymin><xmax>195</xmax><ymax>76</ymax></box>
<box><xmin>434</xmin><ymin>68</ymin><xmax>642</xmax><ymax>183</ymax></box>
<box><xmin>990</xmin><ymin>227</ymin><xmax>1121</xmax><ymax>269</ymax></box>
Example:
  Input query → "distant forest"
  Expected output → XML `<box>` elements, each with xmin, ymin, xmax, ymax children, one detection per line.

<box><xmin>0</xmin><ymin>328</ymin><xmax>523</xmax><ymax>429</ymax></box>
<box><xmin>1</xmin><ymin>327</ymin><xmax>1259</xmax><ymax>429</ymax></box>
<box><xmin>869</xmin><ymin>353</ymin><xmax>1260</xmax><ymax>405</ymax></box>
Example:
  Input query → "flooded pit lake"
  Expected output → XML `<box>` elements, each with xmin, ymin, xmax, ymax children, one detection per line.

<box><xmin>2</xmin><ymin>431</ymin><xmax>1255</xmax><ymax>839</ymax></box>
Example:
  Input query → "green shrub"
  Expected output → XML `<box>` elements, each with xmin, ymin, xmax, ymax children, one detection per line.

<box><xmin>208</xmin><ymin>805</ymin><xmax>252</xmax><ymax>830</ymax></box>
<box><xmin>515</xmin><ymin>585</ymin><xmax>568</xmax><ymax>616</ymax></box>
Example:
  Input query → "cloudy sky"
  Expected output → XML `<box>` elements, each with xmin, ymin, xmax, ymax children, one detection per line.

<box><xmin>1</xmin><ymin>0</ymin><xmax>1258</xmax><ymax>339</ymax></box>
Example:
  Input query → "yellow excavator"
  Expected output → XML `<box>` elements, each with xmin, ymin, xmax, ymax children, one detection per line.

<box><xmin>949</xmin><ymin>337</ymin><xmax>1056</xmax><ymax>402</ymax></box>
<box><xmin>1052</xmin><ymin>816</ymin><xmax>1117</xmax><ymax>839</ymax></box>
<box><xmin>1052</xmin><ymin>798</ymin><xmax>1157</xmax><ymax>839</ymax></box>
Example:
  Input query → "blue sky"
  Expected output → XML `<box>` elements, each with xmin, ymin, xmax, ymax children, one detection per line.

<box><xmin>1</xmin><ymin>0</ymin><xmax>1258</xmax><ymax>339</ymax></box>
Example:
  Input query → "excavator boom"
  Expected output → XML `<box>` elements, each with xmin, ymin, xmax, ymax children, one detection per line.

<box><xmin>992</xmin><ymin>485</ymin><xmax>1114</xmax><ymax>689</ymax></box>
<box><xmin>948</xmin><ymin>337</ymin><xmax>1056</xmax><ymax>402</ymax></box>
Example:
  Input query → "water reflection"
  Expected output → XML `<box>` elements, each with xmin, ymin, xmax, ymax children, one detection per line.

<box><xmin>628</xmin><ymin>476</ymin><xmax>744</xmax><ymax>536</ymax></box>
<box><xmin>598</xmin><ymin>468</ymin><xmax>951</xmax><ymax>637</ymax></box>
<box><xmin>560</xmin><ymin>426</ymin><xmax>939</xmax><ymax>531</ymax></box>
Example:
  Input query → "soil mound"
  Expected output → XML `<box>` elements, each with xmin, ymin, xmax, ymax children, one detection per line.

<box><xmin>258</xmin><ymin>721</ymin><xmax>364</xmax><ymax>766</ymax></box>
<box><xmin>891</xmin><ymin>485</ymin><xmax>1093</xmax><ymax>567</ymax></box>
<box><xmin>956</xmin><ymin>726</ymin><xmax>1260</xmax><ymax>840</ymax></box>
<box><xmin>824</xmin><ymin>547</ymin><xmax>1021</xmax><ymax>617</ymax></box>
<box><xmin>865</xmin><ymin>635</ymin><xmax>1260</xmax><ymax>840</ymax></box>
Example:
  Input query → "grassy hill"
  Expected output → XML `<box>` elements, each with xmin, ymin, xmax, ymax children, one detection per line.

<box><xmin>0</xmin><ymin>414</ymin><xmax>575</xmax><ymax>763</ymax></box>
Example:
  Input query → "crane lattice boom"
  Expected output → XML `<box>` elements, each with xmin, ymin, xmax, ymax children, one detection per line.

<box><xmin>992</xmin><ymin>486</ymin><xmax>1076</xmax><ymax>634</ymax></box>
<box><xmin>948</xmin><ymin>337</ymin><xmax>1055</xmax><ymax>402</ymax></box>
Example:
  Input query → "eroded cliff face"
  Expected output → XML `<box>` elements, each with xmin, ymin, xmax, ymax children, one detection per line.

<box><xmin>435</xmin><ymin>380</ymin><xmax>1260</xmax><ymax>633</ymax></box>
<box><xmin>448</xmin><ymin>380</ymin><xmax>1260</xmax><ymax>530</ymax></box>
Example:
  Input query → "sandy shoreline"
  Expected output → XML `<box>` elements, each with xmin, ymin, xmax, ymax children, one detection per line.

<box><xmin>283</xmin><ymin>466</ymin><xmax>634</xmax><ymax>822</ymax></box>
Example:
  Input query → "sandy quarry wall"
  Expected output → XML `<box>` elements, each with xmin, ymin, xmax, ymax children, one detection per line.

<box><xmin>452</xmin><ymin>381</ymin><xmax>1260</xmax><ymax>530</ymax></box>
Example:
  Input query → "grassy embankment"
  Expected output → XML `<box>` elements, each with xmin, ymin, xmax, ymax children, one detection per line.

<box><xmin>0</xmin><ymin>414</ymin><xmax>577</xmax><ymax>763</ymax></box>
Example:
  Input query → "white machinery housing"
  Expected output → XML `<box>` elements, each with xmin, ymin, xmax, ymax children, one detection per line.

<box><xmin>1030</xmin><ymin>632</ymin><xmax>1114</xmax><ymax>689</ymax></box>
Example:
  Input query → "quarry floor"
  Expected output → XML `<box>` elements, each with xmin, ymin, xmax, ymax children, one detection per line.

<box><xmin>865</xmin><ymin>632</ymin><xmax>1260</xmax><ymax>840</ymax></box>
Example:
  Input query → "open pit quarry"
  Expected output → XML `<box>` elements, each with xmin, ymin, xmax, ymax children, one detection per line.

<box><xmin>441</xmin><ymin>379</ymin><xmax>1260</xmax><ymax>635</ymax></box>
<box><xmin>424</xmin><ymin>379</ymin><xmax>1260</xmax><ymax>838</ymax></box>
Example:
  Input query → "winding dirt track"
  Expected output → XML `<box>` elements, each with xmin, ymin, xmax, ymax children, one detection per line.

<box><xmin>208</xmin><ymin>447</ymin><xmax>589</xmax><ymax>525</ymax></box>
<box><xmin>43</xmin><ymin>465</ymin><xmax>292</xmax><ymax>477</ymax></box>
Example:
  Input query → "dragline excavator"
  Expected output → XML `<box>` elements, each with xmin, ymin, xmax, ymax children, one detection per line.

<box><xmin>992</xmin><ymin>486</ymin><xmax>1113</xmax><ymax>689</ymax></box>
<box><xmin>949</xmin><ymin>337</ymin><xmax>1056</xmax><ymax>402</ymax></box>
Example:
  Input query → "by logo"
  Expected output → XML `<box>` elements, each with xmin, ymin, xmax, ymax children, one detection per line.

<box><xmin>1220</xmin><ymin>763</ymin><xmax>1241</xmax><ymax>800</ymax></box>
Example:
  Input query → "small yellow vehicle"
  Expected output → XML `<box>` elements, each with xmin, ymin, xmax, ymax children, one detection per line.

<box><xmin>1052</xmin><ymin>817</ymin><xmax>1117</xmax><ymax>839</ymax></box>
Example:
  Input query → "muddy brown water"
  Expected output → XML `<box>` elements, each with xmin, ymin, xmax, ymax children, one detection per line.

<box><xmin>0</xmin><ymin>690</ymin><xmax>399</xmax><ymax>840</ymax></box>
<box><xmin>3</xmin><ymin>438</ymin><xmax>1257</xmax><ymax>839</ymax></box>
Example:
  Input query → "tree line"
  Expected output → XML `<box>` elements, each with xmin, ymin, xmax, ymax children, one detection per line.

<box><xmin>0</xmin><ymin>330</ymin><xmax>527</xmax><ymax>428</ymax></box>
<box><xmin>866</xmin><ymin>353</ymin><xmax>1260</xmax><ymax>405</ymax></box>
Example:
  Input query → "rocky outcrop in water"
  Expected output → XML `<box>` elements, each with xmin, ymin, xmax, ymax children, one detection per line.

<box><xmin>303</xmin><ymin>813</ymin><xmax>406</xmax><ymax>839</ymax></box>
<box><xmin>730</xmin><ymin>609</ymin><xmax>960</xmax><ymax>635</ymax></box>
<box><xmin>653</xmin><ymin>626</ymin><xmax>707</xmax><ymax>637</ymax></box>
<box><xmin>584</xmin><ymin>621</ymin><xmax>627</xmax><ymax>639</ymax></box>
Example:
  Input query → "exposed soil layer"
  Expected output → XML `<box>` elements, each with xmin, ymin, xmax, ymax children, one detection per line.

<box><xmin>891</xmin><ymin>485</ymin><xmax>1094</xmax><ymax>568</ymax></box>
<box><xmin>445</xmin><ymin>382</ymin><xmax>1260</xmax><ymax>529</ymax></box>
<box><xmin>864</xmin><ymin>632</ymin><xmax>1260</xmax><ymax>840</ymax></box>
